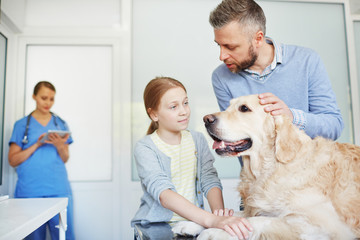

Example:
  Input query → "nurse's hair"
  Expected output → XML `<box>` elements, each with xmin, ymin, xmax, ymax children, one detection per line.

<box><xmin>209</xmin><ymin>0</ymin><xmax>266</xmax><ymax>37</ymax></box>
<box><xmin>143</xmin><ymin>76</ymin><xmax>187</xmax><ymax>135</ymax></box>
<box><xmin>33</xmin><ymin>81</ymin><xmax>56</xmax><ymax>95</ymax></box>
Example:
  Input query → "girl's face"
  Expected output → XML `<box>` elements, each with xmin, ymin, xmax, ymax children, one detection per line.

<box><xmin>33</xmin><ymin>86</ymin><xmax>55</xmax><ymax>114</ymax></box>
<box><xmin>151</xmin><ymin>87</ymin><xmax>190</xmax><ymax>134</ymax></box>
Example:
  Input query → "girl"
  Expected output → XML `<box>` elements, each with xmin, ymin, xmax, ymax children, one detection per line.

<box><xmin>131</xmin><ymin>77</ymin><xmax>252</xmax><ymax>239</ymax></box>
<box><xmin>8</xmin><ymin>81</ymin><xmax>75</xmax><ymax>240</ymax></box>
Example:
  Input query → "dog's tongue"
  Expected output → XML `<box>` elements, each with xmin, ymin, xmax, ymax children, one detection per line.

<box><xmin>213</xmin><ymin>141</ymin><xmax>225</xmax><ymax>149</ymax></box>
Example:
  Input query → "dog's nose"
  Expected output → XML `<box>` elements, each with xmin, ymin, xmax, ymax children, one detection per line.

<box><xmin>203</xmin><ymin>114</ymin><xmax>216</xmax><ymax>125</ymax></box>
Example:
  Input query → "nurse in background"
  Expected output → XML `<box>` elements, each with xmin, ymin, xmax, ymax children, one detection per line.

<box><xmin>8</xmin><ymin>81</ymin><xmax>75</xmax><ymax>240</ymax></box>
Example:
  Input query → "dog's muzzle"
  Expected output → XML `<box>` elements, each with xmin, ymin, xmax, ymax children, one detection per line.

<box><xmin>203</xmin><ymin>114</ymin><xmax>253</xmax><ymax>156</ymax></box>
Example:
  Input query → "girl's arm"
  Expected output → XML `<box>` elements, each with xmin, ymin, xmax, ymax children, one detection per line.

<box><xmin>207</xmin><ymin>187</ymin><xmax>234</xmax><ymax>216</ymax></box>
<box><xmin>160</xmin><ymin>189</ymin><xmax>252</xmax><ymax>239</ymax></box>
<box><xmin>206</xmin><ymin>187</ymin><xmax>225</xmax><ymax>211</ymax></box>
<box><xmin>160</xmin><ymin>189</ymin><xmax>216</xmax><ymax>227</ymax></box>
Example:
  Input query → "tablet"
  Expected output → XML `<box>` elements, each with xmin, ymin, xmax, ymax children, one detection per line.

<box><xmin>40</xmin><ymin>130</ymin><xmax>71</xmax><ymax>143</ymax></box>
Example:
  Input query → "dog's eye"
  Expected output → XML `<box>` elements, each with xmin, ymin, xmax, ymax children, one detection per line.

<box><xmin>239</xmin><ymin>105</ymin><xmax>250</xmax><ymax>112</ymax></box>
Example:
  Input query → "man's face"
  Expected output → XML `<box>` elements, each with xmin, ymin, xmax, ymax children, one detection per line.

<box><xmin>214</xmin><ymin>21</ymin><xmax>258</xmax><ymax>73</ymax></box>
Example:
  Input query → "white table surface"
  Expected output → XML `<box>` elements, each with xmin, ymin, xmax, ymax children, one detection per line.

<box><xmin>0</xmin><ymin>198</ymin><xmax>68</xmax><ymax>240</ymax></box>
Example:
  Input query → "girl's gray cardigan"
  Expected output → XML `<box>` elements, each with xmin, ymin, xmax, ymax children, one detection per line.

<box><xmin>131</xmin><ymin>130</ymin><xmax>222</xmax><ymax>227</ymax></box>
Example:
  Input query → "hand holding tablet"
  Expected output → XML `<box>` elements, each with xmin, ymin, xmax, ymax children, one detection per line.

<box><xmin>40</xmin><ymin>130</ymin><xmax>71</xmax><ymax>143</ymax></box>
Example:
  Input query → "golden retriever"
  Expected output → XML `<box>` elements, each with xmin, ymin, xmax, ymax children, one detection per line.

<box><xmin>173</xmin><ymin>94</ymin><xmax>360</xmax><ymax>240</ymax></box>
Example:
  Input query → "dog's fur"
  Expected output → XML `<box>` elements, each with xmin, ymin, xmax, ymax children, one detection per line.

<box><xmin>173</xmin><ymin>95</ymin><xmax>360</xmax><ymax>240</ymax></box>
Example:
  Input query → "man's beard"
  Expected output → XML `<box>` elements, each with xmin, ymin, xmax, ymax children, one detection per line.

<box><xmin>231</xmin><ymin>45</ymin><xmax>258</xmax><ymax>73</ymax></box>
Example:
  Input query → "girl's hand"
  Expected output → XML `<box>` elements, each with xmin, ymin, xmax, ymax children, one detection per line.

<box><xmin>210</xmin><ymin>215</ymin><xmax>253</xmax><ymax>240</ymax></box>
<box><xmin>213</xmin><ymin>208</ymin><xmax>234</xmax><ymax>216</ymax></box>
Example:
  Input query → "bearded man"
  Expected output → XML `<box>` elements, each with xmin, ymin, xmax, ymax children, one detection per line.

<box><xmin>209</xmin><ymin>0</ymin><xmax>344</xmax><ymax>150</ymax></box>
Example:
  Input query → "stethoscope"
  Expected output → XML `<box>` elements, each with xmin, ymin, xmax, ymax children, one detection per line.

<box><xmin>22</xmin><ymin>111</ymin><xmax>65</xmax><ymax>144</ymax></box>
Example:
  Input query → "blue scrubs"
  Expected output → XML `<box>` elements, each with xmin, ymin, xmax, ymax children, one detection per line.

<box><xmin>9</xmin><ymin>115</ymin><xmax>75</xmax><ymax>240</ymax></box>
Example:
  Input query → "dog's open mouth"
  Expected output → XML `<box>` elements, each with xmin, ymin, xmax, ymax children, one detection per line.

<box><xmin>208</xmin><ymin>132</ymin><xmax>252</xmax><ymax>156</ymax></box>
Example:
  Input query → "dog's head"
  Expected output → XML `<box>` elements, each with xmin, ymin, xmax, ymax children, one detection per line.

<box><xmin>204</xmin><ymin>94</ymin><xmax>308</xmax><ymax>169</ymax></box>
<box><xmin>204</xmin><ymin>95</ymin><xmax>275</xmax><ymax>157</ymax></box>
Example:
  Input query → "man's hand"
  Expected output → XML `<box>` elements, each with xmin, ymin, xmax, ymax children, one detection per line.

<box><xmin>259</xmin><ymin>93</ymin><xmax>293</xmax><ymax>121</ymax></box>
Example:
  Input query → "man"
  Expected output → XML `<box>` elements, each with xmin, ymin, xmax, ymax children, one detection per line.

<box><xmin>209</xmin><ymin>0</ymin><xmax>343</xmax><ymax>142</ymax></box>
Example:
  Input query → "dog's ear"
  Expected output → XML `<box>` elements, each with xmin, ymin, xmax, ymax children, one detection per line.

<box><xmin>274</xmin><ymin>115</ymin><xmax>303</xmax><ymax>164</ymax></box>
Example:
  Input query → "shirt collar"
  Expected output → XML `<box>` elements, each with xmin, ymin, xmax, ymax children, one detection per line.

<box><xmin>244</xmin><ymin>36</ymin><xmax>282</xmax><ymax>76</ymax></box>
<box><xmin>266</xmin><ymin>37</ymin><xmax>283</xmax><ymax>69</ymax></box>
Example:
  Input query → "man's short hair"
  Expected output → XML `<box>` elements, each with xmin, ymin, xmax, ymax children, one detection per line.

<box><xmin>209</xmin><ymin>0</ymin><xmax>266</xmax><ymax>36</ymax></box>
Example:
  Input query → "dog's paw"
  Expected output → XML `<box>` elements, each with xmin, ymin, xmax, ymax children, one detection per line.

<box><xmin>197</xmin><ymin>228</ymin><xmax>237</xmax><ymax>240</ymax></box>
<box><xmin>172</xmin><ymin>221</ymin><xmax>205</xmax><ymax>237</ymax></box>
